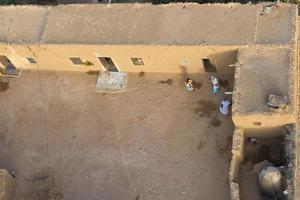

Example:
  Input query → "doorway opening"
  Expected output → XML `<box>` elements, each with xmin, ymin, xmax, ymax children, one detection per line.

<box><xmin>0</xmin><ymin>56</ymin><xmax>22</xmax><ymax>77</ymax></box>
<box><xmin>202</xmin><ymin>59</ymin><xmax>217</xmax><ymax>73</ymax></box>
<box><xmin>98</xmin><ymin>57</ymin><xmax>119</xmax><ymax>72</ymax></box>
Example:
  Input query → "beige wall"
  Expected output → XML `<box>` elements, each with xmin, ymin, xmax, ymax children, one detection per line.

<box><xmin>0</xmin><ymin>44</ymin><xmax>238</xmax><ymax>73</ymax></box>
<box><xmin>229</xmin><ymin>128</ymin><xmax>245</xmax><ymax>200</ymax></box>
<box><xmin>230</xmin><ymin>128</ymin><xmax>245</xmax><ymax>181</ymax></box>
<box><xmin>232</xmin><ymin>112</ymin><xmax>295</xmax><ymax>129</ymax></box>
<box><xmin>244</xmin><ymin>126</ymin><xmax>290</xmax><ymax>138</ymax></box>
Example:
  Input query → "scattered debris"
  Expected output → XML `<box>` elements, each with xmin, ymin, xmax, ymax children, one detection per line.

<box><xmin>260</xmin><ymin>3</ymin><xmax>279</xmax><ymax>15</ymax></box>
<box><xmin>139</xmin><ymin>147</ymin><xmax>149</xmax><ymax>158</ymax></box>
<box><xmin>248</xmin><ymin>137</ymin><xmax>259</xmax><ymax>145</ymax></box>
<box><xmin>282</xmin><ymin>129</ymin><xmax>296</xmax><ymax>200</ymax></box>
<box><xmin>8</xmin><ymin>169</ymin><xmax>16</xmax><ymax>178</ymax></box>
<box><xmin>268</xmin><ymin>94</ymin><xmax>288</xmax><ymax>109</ymax></box>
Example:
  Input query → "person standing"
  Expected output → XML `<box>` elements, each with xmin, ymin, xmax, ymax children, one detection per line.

<box><xmin>210</xmin><ymin>75</ymin><xmax>220</xmax><ymax>94</ymax></box>
<box><xmin>220</xmin><ymin>98</ymin><xmax>231</xmax><ymax>116</ymax></box>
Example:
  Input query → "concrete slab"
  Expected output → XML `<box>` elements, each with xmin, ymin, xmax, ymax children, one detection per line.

<box><xmin>95</xmin><ymin>72</ymin><xmax>128</xmax><ymax>92</ymax></box>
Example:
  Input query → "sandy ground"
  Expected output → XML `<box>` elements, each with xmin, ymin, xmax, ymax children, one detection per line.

<box><xmin>0</xmin><ymin>70</ymin><xmax>234</xmax><ymax>200</ymax></box>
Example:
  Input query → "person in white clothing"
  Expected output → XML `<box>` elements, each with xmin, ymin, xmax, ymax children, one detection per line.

<box><xmin>184</xmin><ymin>78</ymin><xmax>194</xmax><ymax>92</ymax></box>
<box><xmin>220</xmin><ymin>98</ymin><xmax>231</xmax><ymax>116</ymax></box>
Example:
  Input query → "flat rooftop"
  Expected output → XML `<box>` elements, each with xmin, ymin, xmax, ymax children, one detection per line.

<box><xmin>0</xmin><ymin>3</ymin><xmax>296</xmax><ymax>45</ymax></box>
<box><xmin>232</xmin><ymin>47</ymin><xmax>294</xmax><ymax>114</ymax></box>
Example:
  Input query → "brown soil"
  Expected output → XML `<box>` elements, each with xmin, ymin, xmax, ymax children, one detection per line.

<box><xmin>0</xmin><ymin>71</ymin><xmax>234</xmax><ymax>200</ymax></box>
<box><xmin>209</xmin><ymin>115</ymin><xmax>222</xmax><ymax>127</ymax></box>
<box><xmin>195</xmin><ymin>100</ymin><xmax>217</xmax><ymax>118</ymax></box>
<box><xmin>158</xmin><ymin>78</ymin><xmax>173</xmax><ymax>86</ymax></box>
<box><xmin>193</xmin><ymin>81</ymin><xmax>202</xmax><ymax>90</ymax></box>
<box><xmin>217</xmin><ymin>135</ymin><xmax>233</xmax><ymax>155</ymax></box>
<box><xmin>219</xmin><ymin>79</ymin><xmax>229</xmax><ymax>89</ymax></box>
<box><xmin>0</xmin><ymin>81</ymin><xmax>9</xmax><ymax>91</ymax></box>
<box><xmin>198</xmin><ymin>140</ymin><xmax>206</xmax><ymax>150</ymax></box>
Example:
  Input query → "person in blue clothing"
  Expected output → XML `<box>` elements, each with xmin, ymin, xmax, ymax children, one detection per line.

<box><xmin>210</xmin><ymin>75</ymin><xmax>220</xmax><ymax>94</ymax></box>
<box><xmin>220</xmin><ymin>98</ymin><xmax>232</xmax><ymax>116</ymax></box>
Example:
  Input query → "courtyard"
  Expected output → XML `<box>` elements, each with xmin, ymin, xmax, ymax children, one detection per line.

<box><xmin>0</xmin><ymin>70</ymin><xmax>234</xmax><ymax>200</ymax></box>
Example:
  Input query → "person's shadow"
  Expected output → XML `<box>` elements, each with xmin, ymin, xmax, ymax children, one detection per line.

<box><xmin>179</xmin><ymin>65</ymin><xmax>189</xmax><ymax>81</ymax></box>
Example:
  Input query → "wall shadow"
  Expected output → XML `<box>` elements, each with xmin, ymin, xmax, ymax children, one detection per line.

<box><xmin>207</xmin><ymin>50</ymin><xmax>238</xmax><ymax>73</ymax></box>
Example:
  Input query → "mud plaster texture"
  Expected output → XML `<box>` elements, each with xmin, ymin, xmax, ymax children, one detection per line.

<box><xmin>0</xmin><ymin>3</ymin><xmax>296</xmax><ymax>45</ymax></box>
<box><xmin>233</xmin><ymin>47</ymin><xmax>295</xmax><ymax>115</ymax></box>
<box><xmin>0</xmin><ymin>70</ymin><xmax>235</xmax><ymax>200</ymax></box>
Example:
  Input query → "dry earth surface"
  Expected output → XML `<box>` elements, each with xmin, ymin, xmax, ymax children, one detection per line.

<box><xmin>0</xmin><ymin>70</ymin><xmax>234</xmax><ymax>200</ymax></box>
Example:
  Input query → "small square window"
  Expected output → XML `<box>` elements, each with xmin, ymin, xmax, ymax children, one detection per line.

<box><xmin>27</xmin><ymin>57</ymin><xmax>37</xmax><ymax>64</ymax></box>
<box><xmin>69</xmin><ymin>57</ymin><xmax>83</xmax><ymax>65</ymax></box>
<box><xmin>131</xmin><ymin>58</ymin><xmax>144</xmax><ymax>66</ymax></box>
